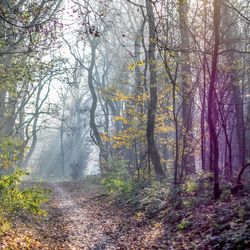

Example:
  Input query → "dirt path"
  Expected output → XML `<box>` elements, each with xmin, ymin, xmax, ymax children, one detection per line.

<box><xmin>39</xmin><ymin>182</ymin><xmax>167</xmax><ymax>249</ymax></box>
<box><xmin>0</xmin><ymin>181</ymin><xmax>166</xmax><ymax>250</ymax></box>
<box><xmin>43</xmin><ymin>182</ymin><xmax>120</xmax><ymax>249</ymax></box>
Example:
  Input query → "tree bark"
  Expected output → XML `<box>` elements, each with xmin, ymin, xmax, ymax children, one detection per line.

<box><xmin>88</xmin><ymin>38</ymin><xmax>108</xmax><ymax>172</ymax></box>
<box><xmin>145</xmin><ymin>0</ymin><xmax>165</xmax><ymax>178</ymax></box>
<box><xmin>223</xmin><ymin>5</ymin><xmax>245</xmax><ymax>169</ymax></box>
<box><xmin>178</xmin><ymin>0</ymin><xmax>195</xmax><ymax>175</ymax></box>
<box><xmin>23</xmin><ymin>85</ymin><xmax>42</xmax><ymax>168</ymax></box>
<box><xmin>208</xmin><ymin>0</ymin><xmax>221</xmax><ymax>200</ymax></box>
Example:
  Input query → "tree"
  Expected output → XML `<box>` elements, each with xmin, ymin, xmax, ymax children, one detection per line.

<box><xmin>207</xmin><ymin>0</ymin><xmax>221</xmax><ymax>199</ymax></box>
<box><xmin>145</xmin><ymin>0</ymin><xmax>165</xmax><ymax>178</ymax></box>
<box><xmin>178</xmin><ymin>0</ymin><xmax>195</xmax><ymax>175</ymax></box>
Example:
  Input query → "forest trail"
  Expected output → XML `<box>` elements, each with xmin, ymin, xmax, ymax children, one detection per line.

<box><xmin>0</xmin><ymin>181</ymin><xmax>166</xmax><ymax>249</ymax></box>
<box><xmin>42</xmin><ymin>182</ymin><xmax>119</xmax><ymax>249</ymax></box>
<box><xmin>36</xmin><ymin>182</ymin><xmax>166</xmax><ymax>249</ymax></box>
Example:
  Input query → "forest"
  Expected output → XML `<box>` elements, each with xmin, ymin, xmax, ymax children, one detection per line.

<box><xmin>0</xmin><ymin>0</ymin><xmax>250</xmax><ymax>249</ymax></box>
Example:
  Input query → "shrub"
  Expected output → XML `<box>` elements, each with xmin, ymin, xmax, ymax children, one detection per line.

<box><xmin>0</xmin><ymin>214</ymin><xmax>10</xmax><ymax>235</ymax></box>
<box><xmin>180</xmin><ymin>172</ymin><xmax>213</xmax><ymax>209</ymax></box>
<box><xmin>220</xmin><ymin>188</ymin><xmax>232</xmax><ymax>202</ymax></box>
<box><xmin>101</xmin><ymin>156</ymin><xmax>140</xmax><ymax>197</ymax></box>
<box><xmin>183</xmin><ymin>178</ymin><xmax>198</xmax><ymax>193</ymax></box>
<box><xmin>177</xmin><ymin>219</ymin><xmax>192</xmax><ymax>231</ymax></box>
<box><xmin>101</xmin><ymin>176</ymin><xmax>138</xmax><ymax>196</ymax></box>
<box><xmin>0</xmin><ymin>169</ymin><xmax>49</xmax><ymax>235</ymax></box>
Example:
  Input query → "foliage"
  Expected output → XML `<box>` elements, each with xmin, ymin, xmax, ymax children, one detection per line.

<box><xmin>136</xmin><ymin>181</ymin><xmax>170</xmax><ymax>217</ymax></box>
<box><xmin>102</xmin><ymin>171</ymin><xmax>214</xmax><ymax>219</ymax></box>
<box><xmin>101</xmin><ymin>160</ymin><xmax>163</xmax><ymax>199</ymax></box>
<box><xmin>106</xmin><ymin>156</ymin><xmax>131</xmax><ymax>177</ymax></box>
<box><xmin>180</xmin><ymin>172</ymin><xmax>213</xmax><ymax>209</ymax></box>
<box><xmin>101</xmin><ymin>176</ymin><xmax>135</xmax><ymax>195</ymax></box>
<box><xmin>0</xmin><ymin>135</ymin><xmax>24</xmax><ymax>169</ymax></box>
<box><xmin>0</xmin><ymin>214</ymin><xmax>10</xmax><ymax>236</ymax></box>
<box><xmin>101</xmin><ymin>157</ymin><xmax>140</xmax><ymax>198</ymax></box>
<box><xmin>183</xmin><ymin>178</ymin><xmax>198</xmax><ymax>193</ymax></box>
<box><xmin>220</xmin><ymin>188</ymin><xmax>232</xmax><ymax>202</ymax></box>
<box><xmin>177</xmin><ymin>219</ymin><xmax>192</xmax><ymax>231</ymax></box>
<box><xmin>0</xmin><ymin>169</ymin><xmax>49</xmax><ymax>235</ymax></box>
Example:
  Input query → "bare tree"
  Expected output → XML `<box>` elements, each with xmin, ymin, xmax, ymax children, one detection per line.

<box><xmin>145</xmin><ymin>0</ymin><xmax>165</xmax><ymax>178</ymax></box>
<box><xmin>208</xmin><ymin>0</ymin><xmax>221</xmax><ymax>199</ymax></box>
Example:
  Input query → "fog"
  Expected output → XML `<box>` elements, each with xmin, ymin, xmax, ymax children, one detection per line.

<box><xmin>21</xmin><ymin>0</ymin><xmax>142</xmax><ymax>181</ymax></box>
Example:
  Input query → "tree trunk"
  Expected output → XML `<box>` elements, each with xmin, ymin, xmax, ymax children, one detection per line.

<box><xmin>60</xmin><ymin>113</ymin><xmax>65</xmax><ymax>176</ymax></box>
<box><xmin>208</xmin><ymin>0</ymin><xmax>221</xmax><ymax>200</ymax></box>
<box><xmin>23</xmin><ymin>84</ymin><xmax>43</xmax><ymax>168</ymax></box>
<box><xmin>88</xmin><ymin>39</ymin><xmax>108</xmax><ymax>172</ymax></box>
<box><xmin>0</xmin><ymin>91</ymin><xmax>6</xmax><ymax>133</ymax></box>
<box><xmin>145</xmin><ymin>0</ymin><xmax>165</xmax><ymax>178</ymax></box>
<box><xmin>178</xmin><ymin>0</ymin><xmax>195</xmax><ymax>175</ymax></box>
<box><xmin>223</xmin><ymin>5</ymin><xmax>245</xmax><ymax>169</ymax></box>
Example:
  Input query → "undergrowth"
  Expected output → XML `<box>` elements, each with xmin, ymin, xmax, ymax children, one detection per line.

<box><xmin>0</xmin><ymin>169</ymin><xmax>49</xmax><ymax>235</ymax></box>
<box><xmin>101</xmin><ymin>169</ymin><xmax>250</xmax><ymax>249</ymax></box>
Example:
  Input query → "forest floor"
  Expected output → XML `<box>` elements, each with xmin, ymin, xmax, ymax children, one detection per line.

<box><xmin>0</xmin><ymin>180</ymin><xmax>249</xmax><ymax>249</ymax></box>
<box><xmin>0</xmin><ymin>181</ymin><xmax>168</xmax><ymax>249</ymax></box>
